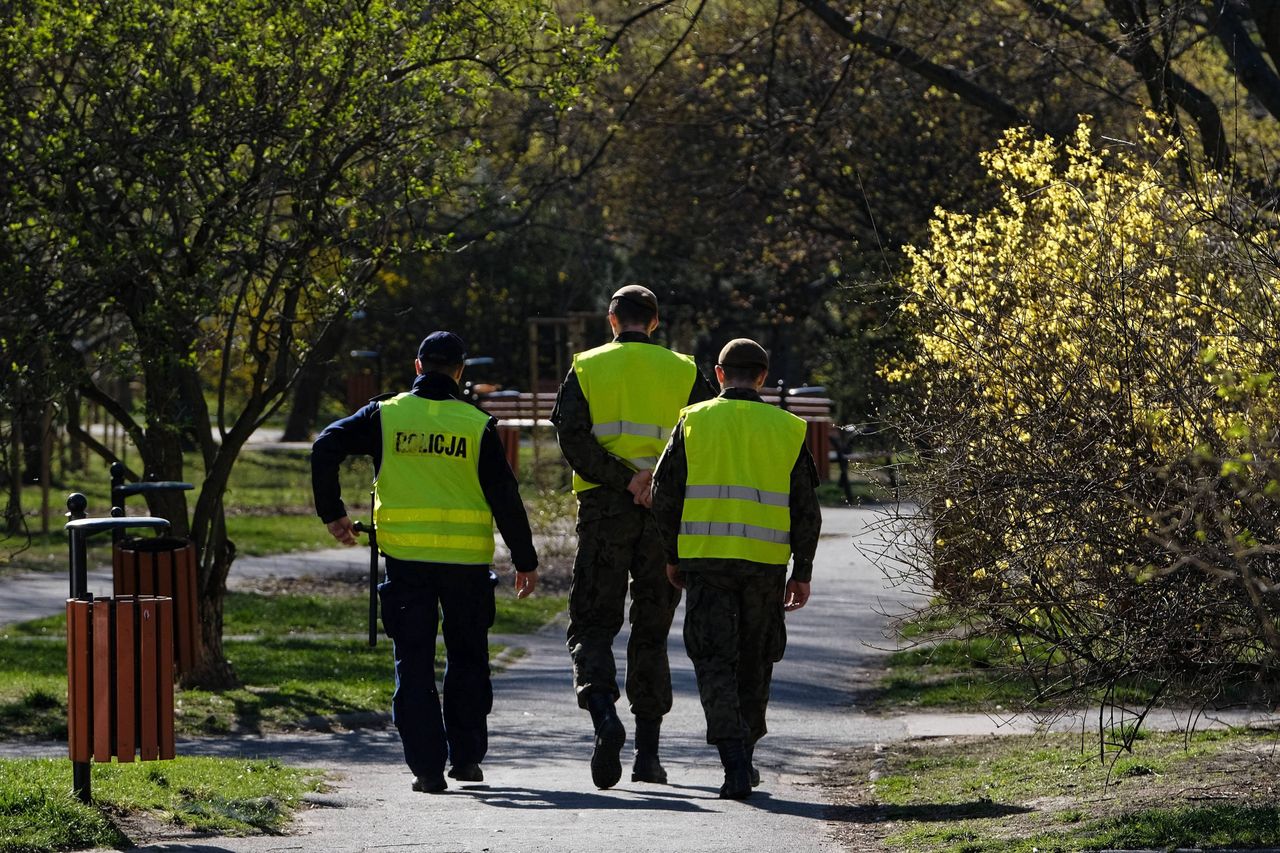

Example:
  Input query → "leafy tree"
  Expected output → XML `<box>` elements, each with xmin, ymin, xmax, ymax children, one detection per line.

<box><xmin>1</xmin><ymin>0</ymin><xmax>605</xmax><ymax>686</ymax></box>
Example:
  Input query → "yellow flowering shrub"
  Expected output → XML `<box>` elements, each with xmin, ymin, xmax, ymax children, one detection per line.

<box><xmin>894</xmin><ymin>119</ymin><xmax>1280</xmax><ymax>707</ymax></box>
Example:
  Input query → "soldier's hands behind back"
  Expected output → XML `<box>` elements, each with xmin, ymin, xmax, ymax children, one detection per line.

<box><xmin>627</xmin><ymin>469</ymin><xmax>654</xmax><ymax>508</ymax></box>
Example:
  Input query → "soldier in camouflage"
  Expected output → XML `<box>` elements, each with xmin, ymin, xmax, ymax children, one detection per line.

<box><xmin>651</xmin><ymin>338</ymin><xmax>822</xmax><ymax>799</ymax></box>
<box><xmin>551</xmin><ymin>285</ymin><xmax>716</xmax><ymax>789</ymax></box>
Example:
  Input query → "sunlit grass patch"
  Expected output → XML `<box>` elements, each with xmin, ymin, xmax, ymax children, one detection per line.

<box><xmin>0</xmin><ymin>755</ymin><xmax>320</xmax><ymax>852</ymax></box>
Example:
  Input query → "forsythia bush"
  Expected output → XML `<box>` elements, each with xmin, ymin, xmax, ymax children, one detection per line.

<box><xmin>894</xmin><ymin>120</ymin><xmax>1280</xmax><ymax>708</ymax></box>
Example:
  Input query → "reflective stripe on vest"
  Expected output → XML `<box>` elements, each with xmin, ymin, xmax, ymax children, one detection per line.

<box><xmin>571</xmin><ymin>342</ymin><xmax>697</xmax><ymax>494</ymax></box>
<box><xmin>374</xmin><ymin>393</ymin><xmax>495</xmax><ymax>565</ymax></box>
<box><xmin>679</xmin><ymin>521</ymin><xmax>790</xmax><ymax>545</ymax></box>
<box><xmin>683</xmin><ymin>484</ymin><xmax>790</xmax><ymax>508</ymax></box>
<box><xmin>678</xmin><ymin>397</ymin><xmax>807</xmax><ymax>565</ymax></box>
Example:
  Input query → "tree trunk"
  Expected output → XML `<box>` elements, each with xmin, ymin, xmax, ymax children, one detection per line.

<box><xmin>184</xmin><ymin>502</ymin><xmax>238</xmax><ymax>689</ymax></box>
<box><xmin>280</xmin><ymin>315</ymin><xmax>347</xmax><ymax>442</ymax></box>
<box><xmin>64</xmin><ymin>391</ymin><xmax>84</xmax><ymax>473</ymax></box>
<box><xmin>130</xmin><ymin>322</ymin><xmax>238</xmax><ymax>687</ymax></box>
<box><xmin>138</xmin><ymin>427</ymin><xmax>192</xmax><ymax>539</ymax></box>
<box><xmin>4</xmin><ymin>423</ymin><xmax>22</xmax><ymax>533</ymax></box>
<box><xmin>187</xmin><ymin>445</ymin><xmax>243</xmax><ymax>689</ymax></box>
<box><xmin>280</xmin><ymin>380</ymin><xmax>323</xmax><ymax>442</ymax></box>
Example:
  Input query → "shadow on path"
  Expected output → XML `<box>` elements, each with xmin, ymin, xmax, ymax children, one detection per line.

<box><xmin>825</xmin><ymin>800</ymin><xmax>1034</xmax><ymax>823</ymax></box>
<box><xmin>460</xmin><ymin>783</ymin><xmax>715</xmax><ymax>812</ymax></box>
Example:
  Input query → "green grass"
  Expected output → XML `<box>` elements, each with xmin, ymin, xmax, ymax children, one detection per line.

<box><xmin>880</xmin><ymin>611</ymin><xmax>1166</xmax><ymax>711</ymax></box>
<box><xmin>1093</xmin><ymin>804</ymin><xmax>1280</xmax><ymax>849</ymax></box>
<box><xmin>876</xmin><ymin>636</ymin><xmax>1042</xmax><ymax>710</ymax></box>
<box><xmin>1</xmin><ymin>449</ymin><xmax>375</xmax><ymax>572</ymax></box>
<box><xmin>0</xmin><ymin>590</ymin><xmax>567</xmax><ymax>740</ymax></box>
<box><xmin>0</xmin><ymin>755</ymin><xmax>320</xmax><ymax>852</ymax></box>
<box><xmin>863</xmin><ymin>728</ymin><xmax>1280</xmax><ymax>852</ymax></box>
<box><xmin>4</xmin><ymin>445</ymin><xmax>582</xmax><ymax>569</ymax></box>
<box><xmin>816</xmin><ymin>481</ymin><xmax>894</xmax><ymax>506</ymax></box>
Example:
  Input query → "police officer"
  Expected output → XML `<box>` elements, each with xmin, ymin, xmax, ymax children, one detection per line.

<box><xmin>551</xmin><ymin>285</ymin><xmax>716</xmax><ymax>789</ymax></box>
<box><xmin>311</xmin><ymin>331</ymin><xmax>539</xmax><ymax>794</ymax></box>
<box><xmin>650</xmin><ymin>338</ymin><xmax>821</xmax><ymax>799</ymax></box>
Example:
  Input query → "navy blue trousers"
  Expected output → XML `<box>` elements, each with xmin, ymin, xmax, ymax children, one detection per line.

<box><xmin>378</xmin><ymin>558</ymin><xmax>497</xmax><ymax>778</ymax></box>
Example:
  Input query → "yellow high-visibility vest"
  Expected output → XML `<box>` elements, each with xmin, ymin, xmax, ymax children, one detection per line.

<box><xmin>374</xmin><ymin>393</ymin><xmax>495</xmax><ymax>565</ymax></box>
<box><xmin>571</xmin><ymin>342</ymin><xmax>697</xmax><ymax>494</ymax></box>
<box><xmin>678</xmin><ymin>397</ymin><xmax>807</xmax><ymax>565</ymax></box>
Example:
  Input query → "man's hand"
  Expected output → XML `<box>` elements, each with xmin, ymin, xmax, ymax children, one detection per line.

<box><xmin>515</xmin><ymin>570</ymin><xmax>538</xmax><ymax>599</ymax></box>
<box><xmin>665</xmin><ymin>562</ymin><xmax>685</xmax><ymax>590</ymax></box>
<box><xmin>326</xmin><ymin>516</ymin><xmax>359</xmax><ymax>547</ymax></box>
<box><xmin>627</xmin><ymin>469</ymin><xmax>654</xmax><ymax>508</ymax></box>
<box><xmin>784</xmin><ymin>579</ymin><xmax>810</xmax><ymax>611</ymax></box>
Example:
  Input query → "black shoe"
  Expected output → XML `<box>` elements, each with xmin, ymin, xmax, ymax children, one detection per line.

<box><xmin>592</xmin><ymin>715</ymin><xmax>625</xmax><ymax>789</ymax></box>
<box><xmin>448</xmin><ymin>763</ymin><xmax>484</xmax><ymax>782</ymax></box>
<box><xmin>631</xmin><ymin>716</ymin><xmax>667</xmax><ymax>783</ymax></box>
<box><xmin>587</xmin><ymin>694</ymin><xmax>625</xmax><ymax>789</ymax></box>
<box><xmin>746</xmin><ymin>742</ymin><xmax>760</xmax><ymax>787</ymax></box>
<box><xmin>631</xmin><ymin>751</ymin><xmax>667</xmax><ymax>784</ymax></box>
<box><xmin>719</xmin><ymin>766</ymin><xmax>752</xmax><ymax>799</ymax></box>
<box><xmin>411</xmin><ymin>774</ymin><xmax>447</xmax><ymax>793</ymax></box>
<box><xmin>717</xmin><ymin>739</ymin><xmax>752</xmax><ymax>800</ymax></box>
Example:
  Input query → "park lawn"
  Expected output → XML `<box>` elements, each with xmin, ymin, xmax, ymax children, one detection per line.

<box><xmin>874</xmin><ymin>634</ymin><xmax>1043</xmax><ymax>711</ymax></box>
<box><xmin>825</xmin><ymin>727</ymin><xmax>1280</xmax><ymax>852</ymax></box>
<box><xmin>2</xmin><ymin>445</ymin><xmax>580</xmax><ymax>572</ymax></box>
<box><xmin>1</xmin><ymin>449</ymin><xmax>377</xmax><ymax>573</ymax></box>
<box><xmin>876</xmin><ymin>611</ymin><xmax>1186</xmax><ymax>712</ymax></box>
<box><xmin>0</xmin><ymin>590</ymin><xmax>567</xmax><ymax>740</ymax></box>
<box><xmin>0</xmin><ymin>755</ymin><xmax>322</xmax><ymax>853</ymax></box>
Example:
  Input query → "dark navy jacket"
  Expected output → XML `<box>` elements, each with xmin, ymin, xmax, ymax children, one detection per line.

<box><xmin>310</xmin><ymin>371</ymin><xmax>538</xmax><ymax>573</ymax></box>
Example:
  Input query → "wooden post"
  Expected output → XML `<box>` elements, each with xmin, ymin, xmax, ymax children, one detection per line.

<box><xmin>528</xmin><ymin>318</ymin><xmax>540</xmax><ymax>474</ymax></box>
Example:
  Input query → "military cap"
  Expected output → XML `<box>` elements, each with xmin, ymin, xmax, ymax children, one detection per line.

<box><xmin>610</xmin><ymin>284</ymin><xmax>658</xmax><ymax>314</ymax></box>
<box><xmin>417</xmin><ymin>331</ymin><xmax>467</xmax><ymax>363</ymax></box>
<box><xmin>717</xmin><ymin>338</ymin><xmax>769</xmax><ymax>370</ymax></box>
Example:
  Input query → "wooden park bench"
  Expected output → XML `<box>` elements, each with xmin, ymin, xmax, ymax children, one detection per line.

<box><xmin>471</xmin><ymin>387</ymin><xmax>837</xmax><ymax>480</ymax></box>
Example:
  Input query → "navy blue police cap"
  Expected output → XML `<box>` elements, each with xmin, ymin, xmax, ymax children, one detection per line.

<box><xmin>417</xmin><ymin>331</ymin><xmax>468</xmax><ymax>364</ymax></box>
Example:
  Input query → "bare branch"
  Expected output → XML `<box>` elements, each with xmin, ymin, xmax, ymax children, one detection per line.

<box><xmin>795</xmin><ymin>0</ymin><xmax>1042</xmax><ymax>133</ymax></box>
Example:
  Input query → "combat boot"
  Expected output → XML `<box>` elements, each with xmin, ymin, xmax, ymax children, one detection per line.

<box><xmin>631</xmin><ymin>716</ymin><xmax>667</xmax><ymax>783</ymax></box>
<box><xmin>586</xmin><ymin>693</ymin><xmax>625</xmax><ymax>789</ymax></box>
<box><xmin>746</xmin><ymin>740</ymin><xmax>760</xmax><ymax>787</ymax></box>
<box><xmin>411</xmin><ymin>773</ymin><xmax>447</xmax><ymax>794</ymax></box>
<box><xmin>716</xmin><ymin>739</ymin><xmax>752</xmax><ymax>799</ymax></box>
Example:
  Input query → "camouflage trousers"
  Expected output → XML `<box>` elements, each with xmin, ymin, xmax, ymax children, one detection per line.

<box><xmin>566</xmin><ymin>508</ymin><xmax>681</xmax><ymax>718</ymax></box>
<box><xmin>683</xmin><ymin>568</ymin><xmax>787</xmax><ymax>745</ymax></box>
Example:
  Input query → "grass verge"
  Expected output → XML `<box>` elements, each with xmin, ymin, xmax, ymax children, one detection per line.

<box><xmin>2</xmin><ymin>446</ymin><xmax>581</xmax><ymax>573</ymax></box>
<box><xmin>825</xmin><ymin>727</ymin><xmax>1280</xmax><ymax>852</ymax></box>
<box><xmin>0</xmin><ymin>449</ymin><xmax>376</xmax><ymax>572</ymax></box>
<box><xmin>0</xmin><ymin>589</ymin><xmax>567</xmax><ymax>740</ymax></box>
<box><xmin>0</xmin><ymin>755</ymin><xmax>321</xmax><ymax>853</ymax></box>
<box><xmin>877</xmin><ymin>610</ymin><xmax>1180</xmax><ymax>712</ymax></box>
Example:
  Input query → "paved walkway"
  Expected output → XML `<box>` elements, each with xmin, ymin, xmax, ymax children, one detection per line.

<box><xmin>3</xmin><ymin>507</ymin><xmax>1277</xmax><ymax>852</ymax></box>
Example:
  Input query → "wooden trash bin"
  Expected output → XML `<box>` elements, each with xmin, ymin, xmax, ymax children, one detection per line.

<box><xmin>496</xmin><ymin>425</ymin><xmax>521</xmax><ymax>477</ymax></box>
<box><xmin>66</xmin><ymin>595</ymin><xmax>175</xmax><ymax>763</ymax></box>
<box><xmin>113</xmin><ymin>537</ymin><xmax>201</xmax><ymax>677</ymax></box>
<box><xmin>346</xmin><ymin>372</ymin><xmax>378</xmax><ymax>410</ymax></box>
<box><xmin>804</xmin><ymin>419</ymin><xmax>832</xmax><ymax>482</ymax></box>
